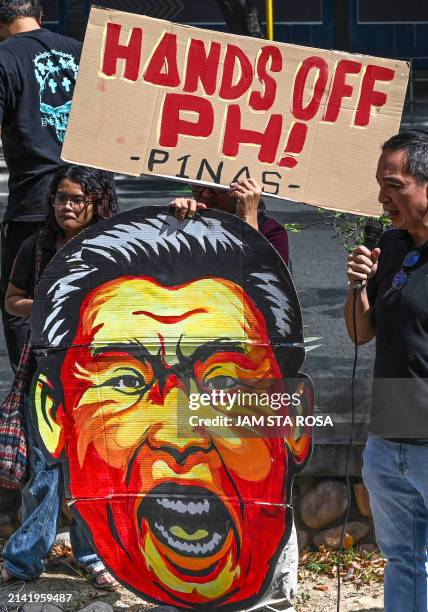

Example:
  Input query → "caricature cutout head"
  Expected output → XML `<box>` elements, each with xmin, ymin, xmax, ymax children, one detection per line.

<box><xmin>31</xmin><ymin>207</ymin><xmax>312</xmax><ymax>610</ymax></box>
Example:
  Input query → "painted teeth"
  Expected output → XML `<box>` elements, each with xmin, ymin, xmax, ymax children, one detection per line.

<box><xmin>155</xmin><ymin>497</ymin><xmax>210</xmax><ymax>515</ymax></box>
<box><xmin>154</xmin><ymin>522</ymin><xmax>222</xmax><ymax>554</ymax></box>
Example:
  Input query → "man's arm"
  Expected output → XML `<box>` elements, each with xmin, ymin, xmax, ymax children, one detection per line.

<box><xmin>344</xmin><ymin>245</ymin><xmax>380</xmax><ymax>344</ymax></box>
<box><xmin>229</xmin><ymin>177</ymin><xmax>261</xmax><ymax>230</ymax></box>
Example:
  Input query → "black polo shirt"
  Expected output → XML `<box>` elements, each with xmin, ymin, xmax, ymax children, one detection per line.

<box><xmin>366</xmin><ymin>229</ymin><xmax>428</xmax><ymax>441</ymax></box>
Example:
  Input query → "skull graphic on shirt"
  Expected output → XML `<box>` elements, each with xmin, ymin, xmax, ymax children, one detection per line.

<box><xmin>33</xmin><ymin>49</ymin><xmax>79</xmax><ymax>143</ymax></box>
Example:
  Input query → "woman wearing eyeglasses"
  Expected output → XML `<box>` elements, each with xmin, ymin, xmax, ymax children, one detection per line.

<box><xmin>1</xmin><ymin>165</ymin><xmax>119</xmax><ymax>589</ymax></box>
<box><xmin>5</xmin><ymin>165</ymin><xmax>117</xmax><ymax>320</ymax></box>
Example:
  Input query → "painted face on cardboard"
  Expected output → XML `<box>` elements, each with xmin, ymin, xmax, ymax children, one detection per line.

<box><xmin>33</xmin><ymin>275</ymin><xmax>312</xmax><ymax>608</ymax></box>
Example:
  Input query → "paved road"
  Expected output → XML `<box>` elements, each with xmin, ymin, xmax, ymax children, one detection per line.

<box><xmin>0</xmin><ymin>173</ymin><xmax>376</xmax><ymax>442</ymax></box>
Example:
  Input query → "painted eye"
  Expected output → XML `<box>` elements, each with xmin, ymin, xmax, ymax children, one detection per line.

<box><xmin>204</xmin><ymin>375</ymin><xmax>237</xmax><ymax>390</ymax></box>
<box><xmin>102</xmin><ymin>373</ymin><xmax>147</xmax><ymax>395</ymax></box>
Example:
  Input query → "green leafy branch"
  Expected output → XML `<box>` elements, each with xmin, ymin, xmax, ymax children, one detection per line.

<box><xmin>284</xmin><ymin>210</ymin><xmax>391</xmax><ymax>253</ymax></box>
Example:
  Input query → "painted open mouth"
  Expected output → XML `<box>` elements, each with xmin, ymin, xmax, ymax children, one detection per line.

<box><xmin>138</xmin><ymin>483</ymin><xmax>233</xmax><ymax>557</ymax></box>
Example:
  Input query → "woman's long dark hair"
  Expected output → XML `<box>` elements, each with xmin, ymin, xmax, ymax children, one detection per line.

<box><xmin>45</xmin><ymin>165</ymin><xmax>118</xmax><ymax>235</ymax></box>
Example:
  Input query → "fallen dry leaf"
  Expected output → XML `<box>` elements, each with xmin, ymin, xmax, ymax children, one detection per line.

<box><xmin>314</xmin><ymin>584</ymin><xmax>329</xmax><ymax>591</ymax></box>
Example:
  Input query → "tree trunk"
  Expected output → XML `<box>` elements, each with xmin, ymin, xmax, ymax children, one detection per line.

<box><xmin>214</xmin><ymin>0</ymin><xmax>264</xmax><ymax>38</ymax></box>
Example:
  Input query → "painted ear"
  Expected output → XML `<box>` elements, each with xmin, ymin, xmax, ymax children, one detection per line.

<box><xmin>286</xmin><ymin>373</ymin><xmax>314</xmax><ymax>472</ymax></box>
<box><xmin>31</xmin><ymin>372</ymin><xmax>65</xmax><ymax>461</ymax></box>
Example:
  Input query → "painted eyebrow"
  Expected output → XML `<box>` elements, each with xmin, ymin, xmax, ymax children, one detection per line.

<box><xmin>90</xmin><ymin>338</ymin><xmax>247</xmax><ymax>363</ymax></box>
<box><xmin>183</xmin><ymin>339</ymin><xmax>247</xmax><ymax>364</ymax></box>
<box><xmin>90</xmin><ymin>341</ymin><xmax>152</xmax><ymax>358</ymax></box>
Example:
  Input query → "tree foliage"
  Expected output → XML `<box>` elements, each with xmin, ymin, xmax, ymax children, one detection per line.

<box><xmin>284</xmin><ymin>211</ymin><xmax>391</xmax><ymax>253</ymax></box>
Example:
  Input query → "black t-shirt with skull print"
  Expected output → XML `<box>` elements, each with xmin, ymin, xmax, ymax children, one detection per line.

<box><xmin>0</xmin><ymin>28</ymin><xmax>82</xmax><ymax>222</ymax></box>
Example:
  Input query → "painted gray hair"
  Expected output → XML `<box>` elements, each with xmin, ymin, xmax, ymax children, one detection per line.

<box><xmin>31</xmin><ymin>210</ymin><xmax>302</xmax><ymax>369</ymax></box>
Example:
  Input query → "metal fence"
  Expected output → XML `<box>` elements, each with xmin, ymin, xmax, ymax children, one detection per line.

<box><xmin>402</xmin><ymin>57</ymin><xmax>428</xmax><ymax>128</ymax></box>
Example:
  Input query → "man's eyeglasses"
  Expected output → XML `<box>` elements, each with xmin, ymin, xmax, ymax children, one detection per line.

<box><xmin>391</xmin><ymin>250</ymin><xmax>421</xmax><ymax>289</ymax></box>
<box><xmin>189</xmin><ymin>183</ymin><xmax>228</xmax><ymax>195</ymax></box>
<box><xmin>53</xmin><ymin>193</ymin><xmax>89</xmax><ymax>211</ymax></box>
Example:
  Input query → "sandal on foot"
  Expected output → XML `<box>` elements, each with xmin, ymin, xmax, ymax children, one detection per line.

<box><xmin>89</xmin><ymin>566</ymin><xmax>119</xmax><ymax>591</ymax></box>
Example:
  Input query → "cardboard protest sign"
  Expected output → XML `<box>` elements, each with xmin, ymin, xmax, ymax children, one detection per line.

<box><xmin>30</xmin><ymin>207</ymin><xmax>313</xmax><ymax>609</ymax></box>
<box><xmin>62</xmin><ymin>7</ymin><xmax>409</xmax><ymax>215</ymax></box>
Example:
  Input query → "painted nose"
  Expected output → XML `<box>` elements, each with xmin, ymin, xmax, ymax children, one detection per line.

<box><xmin>146</xmin><ymin>387</ymin><xmax>212</xmax><ymax>464</ymax></box>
